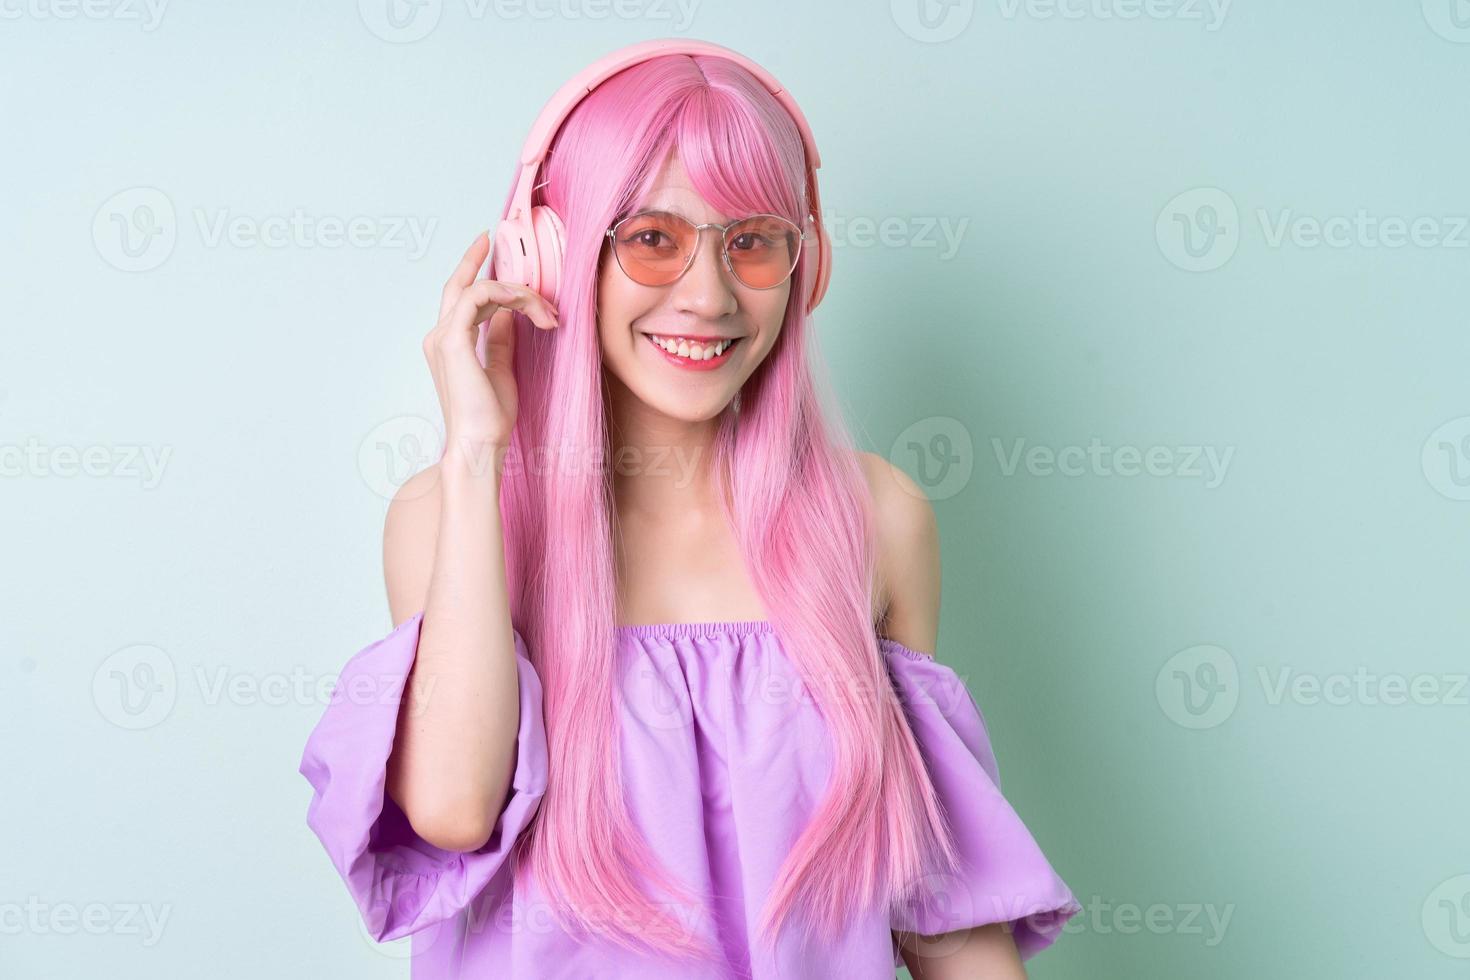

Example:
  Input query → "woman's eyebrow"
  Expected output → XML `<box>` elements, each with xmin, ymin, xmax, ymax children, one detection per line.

<box><xmin>629</xmin><ymin>205</ymin><xmax>735</xmax><ymax>224</ymax></box>
<box><xmin>631</xmin><ymin>205</ymin><xmax>688</xmax><ymax>219</ymax></box>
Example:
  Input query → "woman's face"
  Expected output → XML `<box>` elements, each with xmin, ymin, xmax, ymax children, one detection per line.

<box><xmin>597</xmin><ymin>151</ymin><xmax>792</xmax><ymax>423</ymax></box>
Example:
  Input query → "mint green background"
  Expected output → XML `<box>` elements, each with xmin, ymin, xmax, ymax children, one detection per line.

<box><xmin>3</xmin><ymin>3</ymin><xmax>1467</xmax><ymax>978</ymax></box>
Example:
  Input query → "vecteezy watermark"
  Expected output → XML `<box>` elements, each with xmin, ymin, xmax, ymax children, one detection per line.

<box><xmin>887</xmin><ymin>421</ymin><xmax>1232</xmax><ymax>500</ymax></box>
<box><xmin>357</xmin><ymin>873</ymin><xmax>712</xmax><ymax>958</ymax></box>
<box><xmin>358</xmin><ymin>416</ymin><xmax>711</xmax><ymax>500</ymax></box>
<box><xmin>0</xmin><ymin>0</ymin><xmax>169</xmax><ymax>30</ymax></box>
<box><xmin>1255</xmin><ymin>209</ymin><xmax>1470</xmax><ymax>251</ymax></box>
<box><xmin>358</xmin><ymin>0</ymin><xmax>700</xmax><ymax>43</ymax></box>
<box><xmin>892</xmin><ymin>877</ymin><xmax>1085</xmax><ymax>959</ymax></box>
<box><xmin>91</xmin><ymin>640</ymin><xmax>439</xmax><ymax>730</ymax></box>
<box><xmin>1422</xmin><ymin>416</ymin><xmax>1470</xmax><ymax>501</ymax></box>
<box><xmin>1059</xmin><ymin>894</ymin><xmax>1234</xmax><ymax>946</ymax></box>
<box><xmin>821</xmin><ymin>210</ymin><xmax>971</xmax><ymax>261</ymax></box>
<box><xmin>991</xmin><ymin>437</ymin><xmax>1234</xmax><ymax>489</ymax></box>
<box><xmin>891</xmin><ymin>0</ymin><xmax>1229</xmax><ymax>42</ymax></box>
<box><xmin>1423</xmin><ymin>874</ymin><xmax>1470</xmax><ymax>958</ymax></box>
<box><xmin>1157</xmin><ymin>187</ymin><xmax>1470</xmax><ymax>272</ymax></box>
<box><xmin>995</xmin><ymin>0</ymin><xmax>1231</xmax><ymax>30</ymax></box>
<box><xmin>0</xmin><ymin>439</ymin><xmax>172</xmax><ymax>488</ymax></box>
<box><xmin>1257</xmin><ymin>666</ymin><xmax>1468</xmax><ymax>708</ymax></box>
<box><xmin>466</xmin><ymin>890</ymin><xmax>711</xmax><ymax>947</ymax></box>
<box><xmin>92</xmin><ymin>187</ymin><xmax>438</xmax><ymax>272</ymax></box>
<box><xmin>1156</xmin><ymin>644</ymin><xmax>1470</xmax><ymax>729</ymax></box>
<box><xmin>618</xmin><ymin>648</ymin><xmax>971</xmax><ymax>734</ymax></box>
<box><xmin>193</xmin><ymin>208</ymin><xmax>435</xmax><ymax>259</ymax></box>
<box><xmin>0</xmin><ymin>898</ymin><xmax>172</xmax><ymax>947</ymax></box>
<box><xmin>1421</xmin><ymin>0</ymin><xmax>1470</xmax><ymax>43</ymax></box>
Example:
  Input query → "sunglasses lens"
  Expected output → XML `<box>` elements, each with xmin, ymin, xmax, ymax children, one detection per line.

<box><xmin>726</xmin><ymin>215</ymin><xmax>802</xmax><ymax>289</ymax></box>
<box><xmin>612</xmin><ymin>212</ymin><xmax>802</xmax><ymax>289</ymax></box>
<box><xmin>612</xmin><ymin>212</ymin><xmax>695</xmax><ymax>286</ymax></box>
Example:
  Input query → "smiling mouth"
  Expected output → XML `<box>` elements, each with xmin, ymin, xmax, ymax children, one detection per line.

<box><xmin>642</xmin><ymin>333</ymin><xmax>744</xmax><ymax>362</ymax></box>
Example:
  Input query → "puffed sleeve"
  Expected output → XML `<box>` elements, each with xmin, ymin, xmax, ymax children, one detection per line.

<box><xmin>298</xmin><ymin>611</ymin><xmax>548</xmax><ymax>943</ymax></box>
<box><xmin>880</xmin><ymin>637</ymin><xmax>1080</xmax><ymax>966</ymax></box>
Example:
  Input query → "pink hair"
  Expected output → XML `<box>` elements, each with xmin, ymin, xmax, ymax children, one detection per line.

<box><xmin>492</xmin><ymin>53</ymin><xmax>960</xmax><ymax>966</ymax></box>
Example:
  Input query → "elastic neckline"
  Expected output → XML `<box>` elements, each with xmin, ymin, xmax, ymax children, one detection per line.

<box><xmin>615</xmin><ymin>620</ymin><xmax>774</xmax><ymax>639</ymax></box>
<box><xmin>613</xmin><ymin>619</ymin><xmax>935</xmax><ymax>660</ymax></box>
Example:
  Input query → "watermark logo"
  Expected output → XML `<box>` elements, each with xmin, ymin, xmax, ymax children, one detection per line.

<box><xmin>1158</xmin><ymin>645</ymin><xmax>1467</xmax><ymax>729</ymax></box>
<box><xmin>1423</xmin><ymin>874</ymin><xmax>1470</xmax><ymax>957</ymax></box>
<box><xmin>1421</xmin><ymin>0</ymin><xmax>1470</xmax><ymax>43</ymax></box>
<box><xmin>892</xmin><ymin>871</ymin><xmax>981</xmax><ymax>957</ymax></box>
<box><xmin>1156</xmin><ymin>187</ymin><xmax>1239</xmax><ymax>272</ymax></box>
<box><xmin>1422</xmin><ymin>416</ymin><xmax>1470</xmax><ymax>501</ymax></box>
<box><xmin>93</xmin><ymin>187</ymin><xmax>438</xmax><ymax>271</ymax></box>
<box><xmin>1155</xmin><ymin>644</ymin><xmax>1239</xmax><ymax>729</ymax></box>
<box><xmin>889</xmin><ymin>416</ymin><xmax>975</xmax><ymax>501</ymax></box>
<box><xmin>359</xmin><ymin>0</ymin><xmax>443</xmax><ymax>42</ymax></box>
<box><xmin>1160</xmin><ymin>187</ymin><xmax>1470</xmax><ymax>270</ymax></box>
<box><xmin>93</xmin><ymin>644</ymin><xmax>178</xmax><ymax>730</ymax></box>
<box><xmin>620</xmin><ymin>657</ymin><xmax>698</xmax><ymax>734</ymax></box>
<box><xmin>93</xmin><ymin>187</ymin><xmax>177</xmax><ymax>273</ymax></box>
<box><xmin>92</xmin><ymin>640</ymin><xmax>438</xmax><ymax>729</ymax></box>
<box><xmin>891</xmin><ymin>0</ymin><xmax>976</xmax><ymax>42</ymax></box>
<box><xmin>359</xmin><ymin>415</ymin><xmax>443</xmax><ymax>501</ymax></box>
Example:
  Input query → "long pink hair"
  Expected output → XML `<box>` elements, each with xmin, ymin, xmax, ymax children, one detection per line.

<box><xmin>493</xmin><ymin>52</ymin><xmax>959</xmax><ymax>965</ymax></box>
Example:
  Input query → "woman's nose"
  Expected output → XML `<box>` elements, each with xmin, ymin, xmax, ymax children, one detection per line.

<box><xmin>671</xmin><ymin>227</ymin><xmax>739</xmax><ymax>317</ymax></box>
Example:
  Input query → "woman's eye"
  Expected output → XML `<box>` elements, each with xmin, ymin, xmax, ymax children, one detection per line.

<box><xmin>731</xmin><ymin>233</ymin><xmax>770</xmax><ymax>251</ymax></box>
<box><xmin>632</xmin><ymin>230</ymin><xmax>670</xmax><ymax>247</ymax></box>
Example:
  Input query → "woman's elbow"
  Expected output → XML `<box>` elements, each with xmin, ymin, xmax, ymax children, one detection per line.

<box><xmin>407</xmin><ymin>797</ymin><xmax>502</xmax><ymax>853</ymax></box>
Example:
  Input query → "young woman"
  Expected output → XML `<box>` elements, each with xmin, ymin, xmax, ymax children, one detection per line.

<box><xmin>300</xmin><ymin>39</ymin><xmax>1079</xmax><ymax>979</ymax></box>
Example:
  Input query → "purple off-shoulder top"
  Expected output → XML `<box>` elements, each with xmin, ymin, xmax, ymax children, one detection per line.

<box><xmin>298</xmin><ymin>614</ymin><xmax>1080</xmax><ymax>978</ymax></box>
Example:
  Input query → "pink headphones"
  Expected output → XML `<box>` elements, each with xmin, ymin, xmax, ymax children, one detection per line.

<box><xmin>487</xmin><ymin>38</ymin><xmax>832</xmax><ymax>315</ymax></box>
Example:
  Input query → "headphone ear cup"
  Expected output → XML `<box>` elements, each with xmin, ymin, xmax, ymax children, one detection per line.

<box><xmin>805</xmin><ymin>216</ymin><xmax>831</xmax><ymax>313</ymax></box>
<box><xmin>530</xmin><ymin>205</ymin><xmax>567</xmax><ymax>306</ymax></box>
<box><xmin>490</xmin><ymin>217</ymin><xmax>531</xmax><ymax>289</ymax></box>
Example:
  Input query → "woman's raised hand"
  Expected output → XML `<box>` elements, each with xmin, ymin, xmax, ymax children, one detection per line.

<box><xmin>422</xmin><ymin>232</ymin><xmax>560</xmax><ymax>471</ymax></box>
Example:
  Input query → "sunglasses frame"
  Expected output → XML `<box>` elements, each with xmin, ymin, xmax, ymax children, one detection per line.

<box><xmin>604</xmin><ymin>209</ymin><xmax>811</xmax><ymax>291</ymax></box>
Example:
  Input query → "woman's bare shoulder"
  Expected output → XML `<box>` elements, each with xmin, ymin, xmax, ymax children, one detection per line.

<box><xmin>383</xmin><ymin>462</ymin><xmax>443</xmax><ymax>627</ymax></box>
<box><xmin>853</xmin><ymin>450</ymin><xmax>941</xmax><ymax>653</ymax></box>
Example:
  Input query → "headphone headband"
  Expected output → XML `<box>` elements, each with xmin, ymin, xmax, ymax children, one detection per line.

<box><xmin>517</xmin><ymin>38</ymin><xmax>821</xmax><ymax>170</ymax></box>
<box><xmin>491</xmin><ymin>38</ymin><xmax>831</xmax><ymax>313</ymax></box>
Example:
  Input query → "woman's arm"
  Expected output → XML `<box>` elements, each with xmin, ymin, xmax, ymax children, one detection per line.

<box><xmin>379</xmin><ymin>452</ymin><xmax>522</xmax><ymax>854</ymax></box>
<box><xmin>897</xmin><ymin>921</ymin><xmax>1027</xmax><ymax>980</ymax></box>
<box><xmin>859</xmin><ymin>452</ymin><xmax>1028</xmax><ymax>980</ymax></box>
<box><xmin>376</xmin><ymin>236</ymin><xmax>557</xmax><ymax>855</ymax></box>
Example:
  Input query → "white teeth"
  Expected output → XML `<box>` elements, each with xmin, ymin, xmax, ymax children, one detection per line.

<box><xmin>649</xmin><ymin>334</ymin><xmax>735</xmax><ymax>360</ymax></box>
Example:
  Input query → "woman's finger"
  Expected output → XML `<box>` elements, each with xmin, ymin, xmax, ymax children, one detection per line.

<box><xmin>449</xmin><ymin>278</ymin><xmax>559</xmax><ymax>333</ymax></box>
<box><xmin>439</xmin><ymin>232</ymin><xmax>491</xmax><ymax>321</ymax></box>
